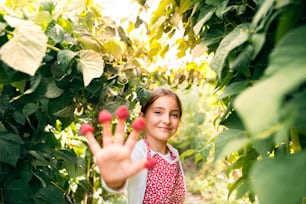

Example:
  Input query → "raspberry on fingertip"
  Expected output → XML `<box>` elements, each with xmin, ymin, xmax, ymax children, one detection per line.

<box><xmin>98</xmin><ymin>110</ymin><xmax>112</xmax><ymax>123</ymax></box>
<box><xmin>132</xmin><ymin>117</ymin><xmax>146</xmax><ymax>131</ymax></box>
<box><xmin>145</xmin><ymin>157</ymin><xmax>157</xmax><ymax>169</ymax></box>
<box><xmin>80</xmin><ymin>123</ymin><xmax>94</xmax><ymax>135</ymax></box>
<box><xmin>115</xmin><ymin>105</ymin><xmax>129</xmax><ymax>119</ymax></box>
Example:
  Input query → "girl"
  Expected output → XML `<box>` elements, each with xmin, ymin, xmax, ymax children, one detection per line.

<box><xmin>83</xmin><ymin>87</ymin><xmax>186</xmax><ymax>203</ymax></box>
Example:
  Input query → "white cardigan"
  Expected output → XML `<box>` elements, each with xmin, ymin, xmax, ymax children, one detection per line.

<box><xmin>102</xmin><ymin>139</ymin><xmax>186</xmax><ymax>204</ymax></box>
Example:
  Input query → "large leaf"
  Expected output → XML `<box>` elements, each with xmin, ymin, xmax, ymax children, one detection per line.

<box><xmin>0</xmin><ymin>132</ymin><xmax>24</xmax><ymax>167</ymax></box>
<box><xmin>0</xmin><ymin>16</ymin><xmax>47</xmax><ymax>76</ymax></box>
<box><xmin>214</xmin><ymin>129</ymin><xmax>249</xmax><ymax>160</ymax></box>
<box><xmin>234</xmin><ymin>25</ymin><xmax>306</xmax><ymax>137</ymax></box>
<box><xmin>250</xmin><ymin>151</ymin><xmax>306</xmax><ymax>204</ymax></box>
<box><xmin>193</xmin><ymin>5</ymin><xmax>215</xmax><ymax>35</ymax></box>
<box><xmin>77</xmin><ymin>50</ymin><xmax>104</xmax><ymax>87</ymax></box>
<box><xmin>210</xmin><ymin>23</ymin><xmax>250</xmax><ymax>80</ymax></box>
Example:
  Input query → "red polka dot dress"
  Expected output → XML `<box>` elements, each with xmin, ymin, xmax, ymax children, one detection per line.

<box><xmin>142</xmin><ymin>139</ymin><xmax>185</xmax><ymax>203</ymax></box>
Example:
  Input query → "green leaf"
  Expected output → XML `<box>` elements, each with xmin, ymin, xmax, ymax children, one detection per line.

<box><xmin>23</xmin><ymin>103</ymin><xmax>39</xmax><ymax>116</ymax></box>
<box><xmin>206</xmin><ymin>0</ymin><xmax>229</xmax><ymax>19</ymax></box>
<box><xmin>0</xmin><ymin>16</ymin><xmax>47</xmax><ymax>76</ymax></box>
<box><xmin>220</xmin><ymin>111</ymin><xmax>245</xmax><ymax>130</ymax></box>
<box><xmin>34</xmin><ymin>11</ymin><xmax>53</xmax><ymax>27</ymax></box>
<box><xmin>77</xmin><ymin>36</ymin><xmax>102</xmax><ymax>52</ymax></box>
<box><xmin>0</xmin><ymin>132</ymin><xmax>24</xmax><ymax>167</ymax></box>
<box><xmin>48</xmin><ymin>92</ymin><xmax>73</xmax><ymax>115</ymax></box>
<box><xmin>280</xmin><ymin>90</ymin><xmax>306</xmax><ymax>130</ymax></box>
<box><xmin>46</xmin><ymin>22</ymin><xmax>65</xmax><ymax>44</ymax></box>
<box><xmin>150</xmin><ymin>0</ymin><xmax>176</xmax><ymax>25</ymax></box>
<box><xmin>251</xmin><ymin>151</ymin><xmax>306</xmax><ymax>204</ymax></box>
<box><xmin>13</xmin><ymin>110</ymin><xmax>26</xmax><ymax>125</ymax></box>
<box><xmin>136</xmin><ymin>87</ymin><xmax>151</xmax><ymax>106</ymax></box>
<box><xmin>102</xmin><ymin>39</ymin><xmax>124</xmax><ymax>59</ymax></box>
<box><xmin>210</xmin><ymin>23</ymin><xmax>250</xmax><ymax>80</ymax></box>
<box><xmin>234</xmin><ymin>25</ymin><xmax>306</xmax><ymax>137</ymax></box>
<box><xmin>218</xmin><ymin>81</ymin><xmax>249</xmax><ymax>99</ymax></box>
<box><xmin>229</xmin><ymin>44</ymin><xmax>253</xmax><ymax>76</ymax></box>
<box><xmin>28</xmin><ymin>150</ymin><xmax>50</xmax><ymax>167</ymax></box>
<box><xmin>179</xmin><ymin>0</ymin><xmax>193</xmax><ymax>14</ymax></box>
<box><xmin>77</xmin><ymin>50</ymin><xmax>104</xmax><ymax>87</ymax></box>
<box><xmin>34</xmin><ymin>186</ymin><xmax>67</xmax><ymax>204</ymax></box>
<box><xmin>56</xmin><ymin>50</ymin><xmax>77</xmax><ymax>72</ymax></box>
<box><xmin>5</xmin><ymin>179</ymin><xmax>32</xmax><ymax>203</ymax></box>
<box><xmin>214</xmin><ymin>129</ymin><xmax>249</xmax><ymax>160</ymax></box>
<box><xmin>252</xmin><ymin>0</ymin><xmax>274</xmax><ymax>29</ymax></box>
<box><xmin>45</xmin><ymin>81</ymin><xmax>64</xmax><ymax>99</ymax></box>
<box><xmin>193</xmin><ymin>6</ymin><xmax>215</xmax><ymax>35</ymax></box>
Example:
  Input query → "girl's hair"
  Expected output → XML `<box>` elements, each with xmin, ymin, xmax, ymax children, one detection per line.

<box><xmin>141</xmin><ymin>87</ymin><xmax>183</xmax><ymax>119</ymax></box>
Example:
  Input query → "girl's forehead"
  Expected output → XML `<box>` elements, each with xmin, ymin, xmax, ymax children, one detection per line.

<box><xmin>151</xmin><ymin>96</ymin><xmax>179</xmax><ymax>109</ymax></box>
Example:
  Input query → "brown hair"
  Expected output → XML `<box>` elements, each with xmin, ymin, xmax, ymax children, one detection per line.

<box><xmin>141</xmin><ymin>87</ymin><xmax>182</xmax><ymax>119</ymax></box>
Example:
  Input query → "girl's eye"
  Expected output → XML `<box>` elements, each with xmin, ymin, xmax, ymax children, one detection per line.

<box><xmin>154</xmin><ymin>111</ymin><xmax>161</xmax><ymax>114</ymax></box>
<box><xmin>171</xmin><ymin>113</ymin><xmax>179</xmax><ymax>118</ymax></box>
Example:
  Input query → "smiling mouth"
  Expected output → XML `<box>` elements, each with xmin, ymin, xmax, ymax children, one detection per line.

<box><xmin>158</xmin><ymin>127</ymin><xmax>171</xmax><ymax>131</ymax></box>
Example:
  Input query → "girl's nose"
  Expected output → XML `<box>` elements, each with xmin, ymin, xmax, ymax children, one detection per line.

<box><xmin>162</xmin><ymin>114</ymin><xmax>170</xmax><ymax>124</ymax></box>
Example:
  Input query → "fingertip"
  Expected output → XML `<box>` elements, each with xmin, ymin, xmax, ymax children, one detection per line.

<box><xmin>80</xmin><ymin>123</ymin><xmax>94</xmax><ymax>135</ymax></box>
<box><xmin>115</xmin><ymin>105</ymin><xmax>129</xmax><ymax>119</ymax></box>
<box><xmin>98</xmin><ymin>110</ymin><xmax>112</xmax><ymax>123</ymax></box>
<box><xmin>132</xmin><ymin>117</ymin><xmax>146</xmax><ymax>132</ymax></box>
<box><xmin>144</xmin><ymin>157</ymin><xmax>157</xmax><ymax>169</ymax></box>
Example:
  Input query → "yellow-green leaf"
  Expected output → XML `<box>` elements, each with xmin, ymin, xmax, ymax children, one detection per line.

<box><xmin>0</xmin><ymin>17</ymin><xmax>47</xmax><ymax>76</ymax></box>
<box><xmin>78</xmin><ymin>50</ymin><xmax>104</xmax><ymax>87</ymax></box>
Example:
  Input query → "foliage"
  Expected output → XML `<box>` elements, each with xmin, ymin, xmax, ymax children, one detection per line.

<box><xmin>0</xmin><ymin>0</ymin><xmax>210</xmax><ymax>203</ymax></box>
<box><xmin>149</xmin><ymin>0</ymin><xmax>306</xmax><ymax>203</ymax></box>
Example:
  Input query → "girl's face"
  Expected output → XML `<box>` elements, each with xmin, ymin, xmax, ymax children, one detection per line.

<box><xmin>143</xmin><ymin>95</ymin><xmax>180</xmax><ymax>143</ymax></box>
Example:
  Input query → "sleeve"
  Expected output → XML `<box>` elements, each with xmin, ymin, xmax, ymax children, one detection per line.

<box><xmin>101</xmin><ymin>178</ymin><xmax>127</xmax><ymax>193</ymax></box>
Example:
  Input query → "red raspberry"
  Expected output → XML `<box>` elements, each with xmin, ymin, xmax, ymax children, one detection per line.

<box><xmin>145</xmin><ymin>157</ymin><xmax>157</xmax><ymax>169</ymax></box>
<box><xmin>80</xmin><ymin>123</ymin><xmax>94</xmax><ymax>135</ymax></box>
<box><xmin>115</xmin><ymin>105</ymin><xmax>129</xmax><ymax>119</ymax></box>
<box><xmin>132</xmin><ymin>117</ymin><xmax>146</xmax><ymax>131</ymax></box>
<box><xmin>98</xmin><ymin>110</ymin><xmax>112</xmax><ymax>123</ymax></box>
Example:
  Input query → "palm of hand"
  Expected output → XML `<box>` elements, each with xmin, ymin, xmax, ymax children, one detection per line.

<box><xmin>81</xmin><ymin>111</ymin><xmax>147</xmax><ymax>190</ymax></box>
<box><xmin>95</xmin><ymin>144</ymin><xmax>135</xmax><ymax>184</ymax></box>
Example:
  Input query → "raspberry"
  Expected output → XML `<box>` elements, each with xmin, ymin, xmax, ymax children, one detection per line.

<box><xmin>145</xmin><ymin>157</ymin><xmax>157</xmax><ymax>169</ymax></box>
<box><xmin>115</xmin><ymin>105</ymin><xmax>129</xmax><ymax>119</ymax></box>
<box><xmin>98</xmin><ymin>110</ymin><xmax>112</xmax><ymax>123</ymax></box>
<box><xmin>132</xmin><ymin>117</ymin><xmax>146</xmax><ymax>131</ymax></box>
<box><xmin>80</xmin><ymin>123</ymin><xmax>94</xmax><ymax>135</ymax></box>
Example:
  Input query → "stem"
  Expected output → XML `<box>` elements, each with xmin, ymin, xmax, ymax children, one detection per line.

<box><xmin>51</xmin><ymin>181</ymin><xmax>66</xmax><ymax>193</ymax></box>
<box><xmin>47</xmin><ymin>44</ymin><xmax>61</xmax><ymax>52</ymax></box>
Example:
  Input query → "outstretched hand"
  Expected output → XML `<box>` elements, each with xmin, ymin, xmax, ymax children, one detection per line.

<box><xmin>80</xmin><ymin>106</ymin><xmax>150</xmax><ymax>190</ymax></box>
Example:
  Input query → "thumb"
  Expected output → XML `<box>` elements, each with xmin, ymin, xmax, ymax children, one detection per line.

<box><xmin>125</xmin><ymin>160</ymin><xmax>147</xmax><ymax>178</ymax></box>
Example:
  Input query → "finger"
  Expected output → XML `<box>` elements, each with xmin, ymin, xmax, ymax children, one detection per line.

<box><xmin>85</xmin><ymin>132</ymin><xmax>101</xmax><ymax>156</ymax></box>
<box><xmin>114</xmin><ymin>118</ymin><xmax>126</xmax><ymax>144</ymax></box>
<box><xmin>125</xmin><ymin>117</ymin><xmax>146</xmax><ymax>150</ymax></box>
<box><xmin>102</xmin><ymin>121</ymin><xmax>113</xmax><ymax>146</ymax></box>
<box><xmin>125</xmin><ymin>129</ymin><xmax>141</xmax><ymax>150</ymax></box>
<box><xmin>125</xmin><ymin>160</ymin><xmax>147</xmax><ymax>178</ymax></box>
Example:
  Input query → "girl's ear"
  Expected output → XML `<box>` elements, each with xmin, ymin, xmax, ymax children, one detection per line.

<box><xmin>139</xmin><ymin>112</ymin><xmax>144</xmax><ymax>117</ymax></box>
